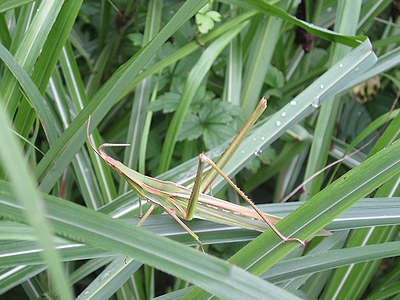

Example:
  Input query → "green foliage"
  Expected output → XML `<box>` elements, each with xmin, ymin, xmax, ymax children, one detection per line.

<box><xmin>178</xmin><ymin>97</ymin><xmax>242</xmax><ymax>149</ymax></box>
<box><xmin>0</xmin><ymin>0</ymin><xmax>400</xmax><ymax>299</ymax></box>
<box><xmin>195</xmin><ymin>3</ymin><xmax>221</xmax><ymax>34</ymax></box>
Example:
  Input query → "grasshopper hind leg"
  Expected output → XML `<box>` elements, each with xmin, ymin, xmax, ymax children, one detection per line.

<box><xmin>199</xmin><ymin>153</ymin><xmax>306</xmax><ymax>246</ymax></box>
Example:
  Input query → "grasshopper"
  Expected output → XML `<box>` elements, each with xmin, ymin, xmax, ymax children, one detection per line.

<box><xmin>87</xmin><ymin>98</ymin><xmax>329</xmax><ymax>251</ymax></box>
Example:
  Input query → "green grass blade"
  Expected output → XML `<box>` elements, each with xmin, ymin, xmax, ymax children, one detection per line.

<box><xmin>0</xmin><ymin>104</ymin><xmax>73</xmax><ymax>299</ymax></box>
<box><xmin>0</xmin><ymin>0</ymin><xmax>34</xmax><ymax>12</ymax></box>
<box><xmin>0</xmin><ymin>43</ymin><xmax>57</xmax><ymax>145</ymax></box>
<box><xmin>264</xmin><ymin>240</ymin><xmax>400</xmax><ymax>283</ymax></box>
<box><xmin>1</xmin><ymin>0</ymin><xmax>64</xmax><ymax>117</ymax></box>
<box><xmin>0</xmin><ymin>265</ymin><xmax>47</xmax><ymax>295</ymax></box>
<box><xmin>220</xmin><ymin>0</ymin><xmax>366</xmax><ymax>46</ymax></box>
<box><xmin>240</xmin><ymin>4</ymin><xmax>284</xmax><ymax>116</ymax></box>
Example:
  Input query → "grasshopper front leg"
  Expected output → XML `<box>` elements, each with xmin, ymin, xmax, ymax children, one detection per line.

<box><xmin>125</xmin><ymin>200</ymin><xmax>204</xmax><ymax>264</ymax></box>
<box><xmin>142</xmin><ymin>203</ymin><xmax>205</xmax><ymax>252</ymax></box>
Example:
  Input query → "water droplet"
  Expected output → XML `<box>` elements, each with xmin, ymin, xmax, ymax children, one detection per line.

<box><xmin>339</xmin><ymin>63</ymin><xmax>343</xmax><ymax>68</ymax></box>
<box><xmin>275</xmin><ymin>120</ymin><xmax>281</xmax><ymax>126</ymax></box>
<box><xmin>253</xmin><ymin>137</ymin><xmax>257</xmax><ymax>141</ymax></box>
<box><xmin>101</xmin><ymin>271</ymin><xmax>111</xmax><ymax>281</ymax></box>
<box><xmin>241</xmin><ymin>150</ymin><xmax>245</xmax><ymax>154</ymax></box>
<box><xmin>261</xmin><ymin>136</ymin><xmax>265</xmax><ymax>141</ymax></box>
<box><xmin>355</xmin><ymin>66</ymin><xmax>359</xmax><ymax>71</ymax></box>
<box><xmin>290</xmin><ymin>100</ymin><xmax>297</xmax><ymax>106</ymax></box>
<box><xmin>311</xmin><ymin>97</ymin><xmax>320</xmax><ymax>108</ymax></box>
<box><xmin>357</xmin><ymin>111</ymin><xmax>362</xmax><ymax>116</ymax></box>
<box><xmin>281</xmin><ymin>111</ymin><xmax>287</xmax><ymax>117</ymax></box>
<box><xmin>327</xmin><ymin>7</ymin><xmax>332</xmax><ymax>12</ymax></box>
<box><xmin>84</xmin><ymin>291</ymin><xmax>90</xmax><ymax>295</ymax></box>
<box><xmin>320</xmin><ymin>84</ymin><xmax>324</xmax><ymax>89</ymax></box>
<box><xmin>254</xmin><ymin>149</ymin><xmax>263</xmax><ymax>156</ymax></box>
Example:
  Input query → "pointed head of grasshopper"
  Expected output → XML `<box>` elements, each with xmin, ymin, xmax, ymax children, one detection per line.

<box><xmin>86</xmin><ymin>116</ymin><xmax>130</xmax><ymax>173</ymax></box>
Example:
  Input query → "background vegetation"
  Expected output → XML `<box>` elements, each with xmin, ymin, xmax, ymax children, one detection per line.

<box><xmin>0</xmin><ymin>0</ymin><xmax>400</xmax><ymax>299</ymax></box>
